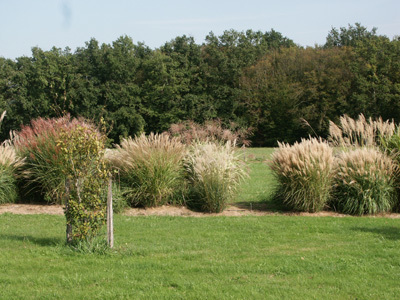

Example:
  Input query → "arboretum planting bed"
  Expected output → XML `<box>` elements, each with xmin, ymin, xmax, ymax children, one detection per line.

<box><xmin>1</xmin><ymin>203</ymin><xmax>400</xmax><ymax>218</ymax></box>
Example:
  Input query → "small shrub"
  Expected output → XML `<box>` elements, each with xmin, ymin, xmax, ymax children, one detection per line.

<box><xmin>184</xmin><ymin>141</ymin><xmax>246</xmax><ymax>213</ymax></box>
<box><xmin>57</xmin><ymin>123</ymin><xmax>109</xmax><ymax>243</ymax></box>
<box><xmin>332</xmin><ymin>148</ymin><xmax>397</xmax><ymax>215</ymax></box>
<box><xmin>107</xmin><ymin>133</ymin><xmax>185</xmax><ymax>207</ymax></box>
<box><xmin>269</xmin><ymin>138</ymin><xmax>334</xmax><ymax>212</ymax></box>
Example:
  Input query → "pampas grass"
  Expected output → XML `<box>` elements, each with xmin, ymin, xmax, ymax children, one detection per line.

<box><xmin>269</xmin><ymin>138</ymin><xmax>334</xmax><ymax>212</ymax></box>
<box><xmin>184</xmin><ymin>141</ymin><xmax>247</xmax><ymax>213</ymax></box>
<box><xmin>107</xmin><ymin>133</ymin><xmax>185</xmax><ymax>207</ymax></box>
<box><xmin>332</xmin><ymin>148</ymin><xmax>397</xmax><ymax>215</ymax></box>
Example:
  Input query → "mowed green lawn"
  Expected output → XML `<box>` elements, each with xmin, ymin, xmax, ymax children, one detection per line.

<box><xmin>1</xmin><ymin>148</ymin><xmax>400</xmax><ymax>299</ymax></box>
<box><xmin>234</xmin><ymin>147</ymin><xmax>281</xmax><ymax>209</ymax></box>
<box><xmin>1</xmin><ymin>214</ymin><xmax>400</xmax><ymax>299</ymax></box>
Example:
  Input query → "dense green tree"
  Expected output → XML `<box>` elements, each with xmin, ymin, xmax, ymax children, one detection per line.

<box><xmin>1</xmin><ymin>26</ymin><xmax>399</xmax><ymax>146</ymax></box>
<box><xmin>325</xmin><ymin>23</ymin><xmax>378</xmax><ymax>48</ymax></box>
<box><xmin>201</xmin><ymin>29</ymin><xmax>295</xmax><ymax>126</ymax></box>
<box><xmin>73</xmin><ymin>36</ymin><xmax>145</xmax><ymax>142</ymax></box>
<box><xmin>347</xmin><ymin>36</ymin><xmax>400</xmax><ymax>121</ymax></box>
<box><xmin>240</xmin><ymin>46</ymin><xmax>354</xmax><ymax>145</ymax></box>
<box><xmin>160</xmin><ymin>36</ymin><xmax>215</xmax><ymax>123</ymax></box>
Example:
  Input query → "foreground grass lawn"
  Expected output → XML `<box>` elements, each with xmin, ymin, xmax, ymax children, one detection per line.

<box><xmin>1</xmin><ymin>214</ymin><xmax>399</xmax><ymax>299</ymax></box>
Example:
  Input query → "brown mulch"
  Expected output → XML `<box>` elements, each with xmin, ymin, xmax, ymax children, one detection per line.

<box><xmin>1</xmin><ymin>203</ymin><xmax>400</xmax><ymax>218</ymax></box>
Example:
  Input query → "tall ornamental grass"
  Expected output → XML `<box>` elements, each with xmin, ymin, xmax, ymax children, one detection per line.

<box><xmin>14</xmin><ymin>115</ymin><xmax>100</xmax><ymax>204</ymax></box>
<box><xmin>106</xmin><ymin>133</ymin><xmax>185</xmax><ymax>207</ymax></box>
<box><xmin>332</xmin><ymin>148</ymin><xmax>397</xmax><ymax>215</ymax></box>
<box><xmin>0</xmin><ymin>111</ymin><xmax>24</xmax><ymax>204</ymax></box>
<box><xmin>379</xmin><ymin>126</ymin><xmax>400</xmax><ymax>161</ymax></box>
<box><xmin>0</xmin><ymin>144</ymin><xmax>24</xmax><ymax>204</ymax></box>
<box><xmin>184</xmin><ymin>141</ymin><xmax>247</xmax><ymax>213</ymax></box>
<box><xmin>269</xmin><ymin>138</ymin><xmax>334</xmax><ymax>212</ymax></box>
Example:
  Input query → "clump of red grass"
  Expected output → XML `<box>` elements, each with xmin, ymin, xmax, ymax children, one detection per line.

<box><xmin>168</xmin><ymin>119</ymin><xmax>252</xmax><ymax>147</ymax></box>
<box><xmin>14</xmin><ymin>115</ymin><xmax>101</xmax><ymax>203</ymax></box>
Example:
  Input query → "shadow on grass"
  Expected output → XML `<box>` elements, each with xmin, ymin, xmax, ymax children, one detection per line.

<box><xmin>233</xmin><ymin>194</ymin><xmax>290</xmax><ymax>213</ymax></box>
<box><xmin>351</xmin><ymin>226</ymin><xmax>400</xmax><ymax>240</ymax></box>
<box><xmin>0</xmin><ymin>234</ymin><xmax>63</xmax><ymax>246</ymax></box>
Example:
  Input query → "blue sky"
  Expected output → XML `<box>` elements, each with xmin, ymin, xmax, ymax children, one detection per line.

<box><xmin>0</xmin><ymin>0</ymin><xmax>399</xmax><ymax>59</ymax></box>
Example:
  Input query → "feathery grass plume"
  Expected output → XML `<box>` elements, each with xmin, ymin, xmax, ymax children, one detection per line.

<box><xmin>0</xmin><ymin>111</ymin><xmax>24</xmax><ymax>204</ymax></box>
<box><xmin>0</xmin><ymin>145</ymin><xmax>24</xmax><ymax>204</ymax></box>
<box><xmin>168</xmin><ymin>119</ymin><xmax>252</xmax><ymax>147</ymax></box>
<box><xmin>269</xmin><ymin>137</ymin><xmax>334</xmax><ymax>212</ymax></box>
<box><xmin>332</xmin><ymin>148</ymin><xmax>397</xmax><ymax>215</ymax></box>
<box><xmin>329</xmin><ymin>114</ymin><xmax>395</xmax><ymax>148</ymax></box>
<box><xmin>0</xmin><ymin>111</ymin><xmax>6</xmax><ymax>128</ymax></box>
<box><xmin>106</xmin><ymin>133</ymin><xmax>186</xmax><ymax>207</ymax></box>
<box><xmin>14</xmin><ymin>115</ymin><xmax>101</xmax><ymax>203</ymax></box>
<box><xmin>184</xmin><ymin>141</ymin><xmax>247</xmax><ymax>213</ymax></box>
<box><xmin>0</xmin><ymin>144</ymin><xmax>23</xmax><ymax>170</ymax></box>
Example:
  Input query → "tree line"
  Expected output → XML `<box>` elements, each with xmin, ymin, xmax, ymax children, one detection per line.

<box><xmin>1</xmin><ymin>23</ymin><xmax>399</xmax><ymax>146</ymax></box>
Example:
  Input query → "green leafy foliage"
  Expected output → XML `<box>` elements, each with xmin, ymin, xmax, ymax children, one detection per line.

<box><xmin>57</xmin><ymin>122</ymin><xmax>109</xmax><ymax>243</ymax></box>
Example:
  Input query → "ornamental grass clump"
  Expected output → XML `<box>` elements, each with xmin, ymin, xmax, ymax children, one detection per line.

<box><xmin>0</xmin><ymin>111</ymin><xmax>24</xmax><ymax>204</ymax></box>
<box><xmin>106</xmin><ymin>133</ymin><xmax>185</xmax><ymax>207</ymax></box>
<box><xmin>14</xmin><ymin>115</ymin><xmax>101</xmax><ymax>204</ymax></box>
<box><xmin>0</xmin><ymin>144</ymin><xmax>24</xmax><ymax>204</ymax></box>
<box><xmin>184</xmin><ymin>141</ymin><xmax>247</xmax><ymax>213</ymax></box>
<box><xmin>269</xmin><ymin>138</ymin><xmax>334</xmax><ymax>212</ymax></box>
<box><xmin>332</xmin><ymin>148</ymin><xmax>397</xmax><ymax>215</ymax></box>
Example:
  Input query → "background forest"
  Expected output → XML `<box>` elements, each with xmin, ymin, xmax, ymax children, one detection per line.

<box><xmin>1</xmin><ymin>23</ymin><xmax>399</xmax><ymax>146</ymax></box>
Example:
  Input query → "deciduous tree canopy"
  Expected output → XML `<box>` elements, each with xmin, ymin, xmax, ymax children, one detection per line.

<box><xmin>1</xmin><ymin>25</ymin><xmax>399</xmax><ymax>146</ymax></box>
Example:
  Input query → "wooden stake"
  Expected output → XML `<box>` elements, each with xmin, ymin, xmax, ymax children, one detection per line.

<box><xmin>65</xmin><ymin>179</ymin><xmax>72</xmax><ymax>244</ymax></box>
<box><xmin>107</xmin><ymin>177</ymin><xmax>114</xmax><ymax>248</ymax></box>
